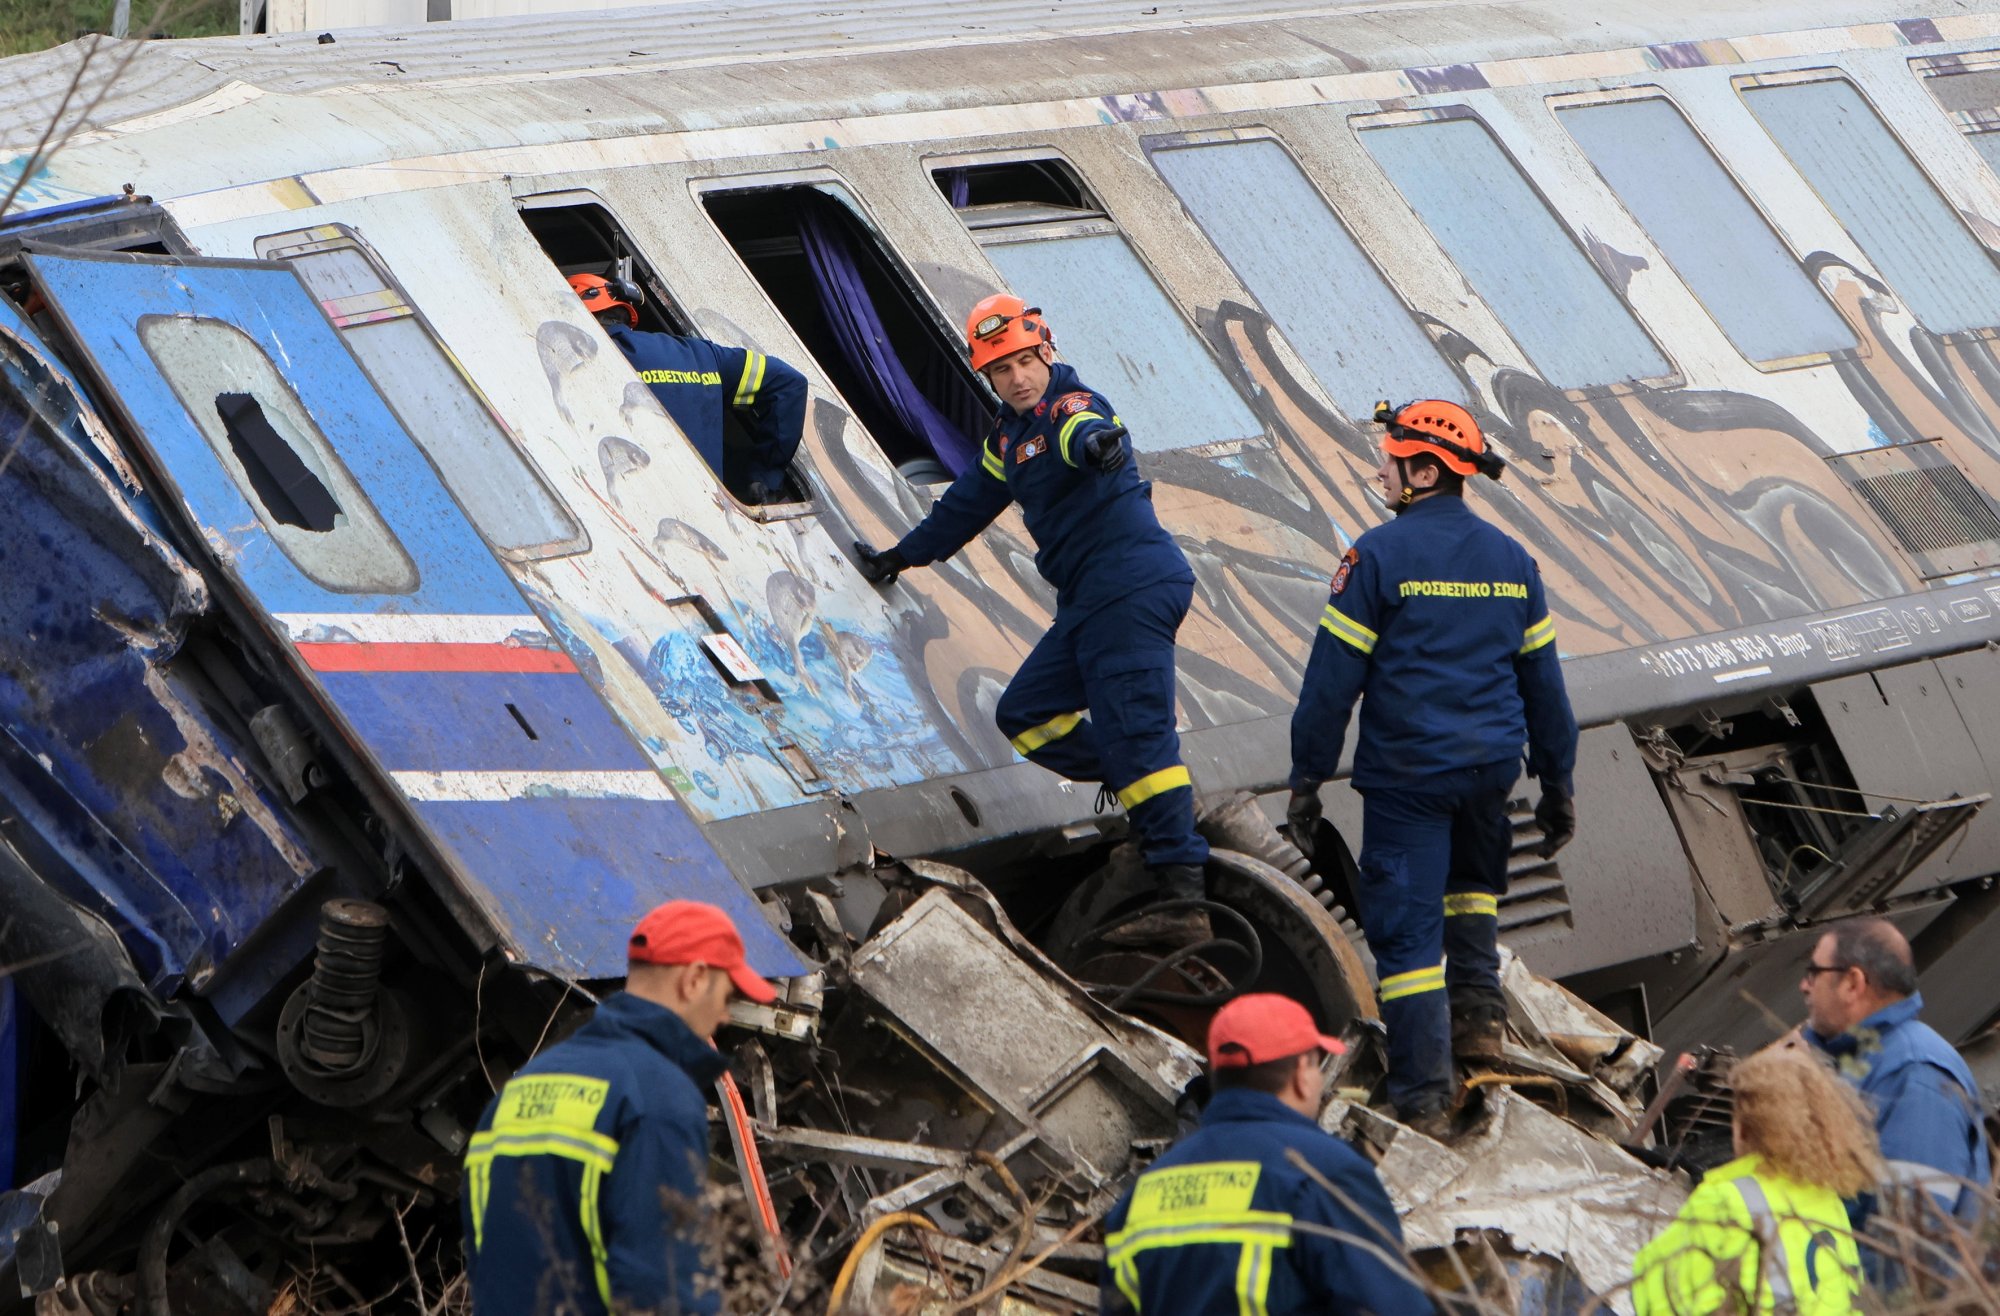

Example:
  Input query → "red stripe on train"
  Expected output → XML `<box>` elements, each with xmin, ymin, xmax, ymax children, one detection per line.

<box><xmin>295</xmin><ymin>642</ymin><xmax>579</xmax><ymax>673</ymax></box>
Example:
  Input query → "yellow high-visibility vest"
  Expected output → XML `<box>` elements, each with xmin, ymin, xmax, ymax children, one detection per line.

<box><xmin>1632</xmin><ymin>1153</ymin><xmax>1861</xmax><ymax>1315</ymax></box>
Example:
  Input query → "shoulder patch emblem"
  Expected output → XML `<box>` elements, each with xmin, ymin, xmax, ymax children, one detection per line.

<box><xmin>1054</xmin><ymin>392</ymin><xmax>1094</xmax><ymax>418</ymax></box>
<box><xmin>998</xmin><ymin>434</ymin><xmax>1012</xmax><ymax>457</ymax></box>
<box><xmin>1330</xmin><ymin>548</ymin><xmax>1359</xmax><ymax>597</ymax></box>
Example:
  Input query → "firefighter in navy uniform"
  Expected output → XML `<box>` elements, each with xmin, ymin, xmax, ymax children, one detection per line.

<box><xmin>1286</xmin><ymin>400</ymin><xmax>1578</xmax><ymax>1135</ymax></box>
<box><xmin>1100</xmin><ymin>993</ymin><xmax>1432</xmax><ymax>1315</ymax></box>
<box><xmin>570</xmin><ymin>272</ymin><xmax>807</xmax><ymax>502</ymax></box>
<box><xmin>462</xmin><ymin>901</ymin><xmax>779</xmax><ymax>1316</ymax></box>
<box><xmin>853</xmin><ymin>295</ymin><xmax>1211</xmax><ymax>946</ymax></box>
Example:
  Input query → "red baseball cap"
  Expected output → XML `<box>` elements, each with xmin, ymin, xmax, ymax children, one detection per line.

<box><xmin>628</xmin><ymin>901</ymin><xmax>778</xmax><ymax>1004</ymax></box>
<box><xmin>1207</xmin><ymin>993</ymin><xmax>1345</xmax><ymax>1069</ymax></box>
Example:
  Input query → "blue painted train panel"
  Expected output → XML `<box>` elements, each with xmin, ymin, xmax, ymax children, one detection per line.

<box><xmin>26</xmin><ymin>252</ymin><xmax>802</xmax><ymax>981</ymax></box>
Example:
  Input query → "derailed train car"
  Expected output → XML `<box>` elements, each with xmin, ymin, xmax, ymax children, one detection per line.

<box><xmin>5</xmin><ymin>0</ymin><xmax>2000</xmax><ymax>1306</ymax></box>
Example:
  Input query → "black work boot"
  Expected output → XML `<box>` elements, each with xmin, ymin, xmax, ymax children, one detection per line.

<box><xmin>1400</xmin><ymin>1100</ymin><xmax>1455</xmax><ymax>1142</ymax></box>
<box><xmin>1101</xmin><ymin>865</ymin><xmax>1211</xmax><ymax>949</ymax></box>
<box><xmin>1452</xmin><ymin>1009</ymin><xmax>1508</xmax><ymax>1063</ymax></box>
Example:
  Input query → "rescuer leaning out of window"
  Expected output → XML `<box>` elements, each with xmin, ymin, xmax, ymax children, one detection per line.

<box><xmin>1631</xmin><ymin>1046</ymin><xmax>1876</xmax><ymax>1316</ymax></box>
<box><xmin>852</xmin><ymin>295</ymin><xmax>1213</xmax><ymax>949</ymax></box>
<box><xmin>1285</xmin><ymin>400</ymin><xmax>1578</xmax><ymax>1137</ymax></box>
<box><xmin>570</xmin><ymin>271</ymin><xmax>807</xmax><ymax>504</ymax></box>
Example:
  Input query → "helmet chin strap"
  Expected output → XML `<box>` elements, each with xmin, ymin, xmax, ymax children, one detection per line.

<box><xmin>1394</xmin><ymin>457</ymin><xmax>1417</xmax><ymax>513</ymax></box>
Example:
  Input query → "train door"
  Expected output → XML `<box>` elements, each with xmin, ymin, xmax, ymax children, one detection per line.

<box><xmin>22</xmin><ymin>249</ymin><xmax>802</xmax><ymax>981</ymax></box>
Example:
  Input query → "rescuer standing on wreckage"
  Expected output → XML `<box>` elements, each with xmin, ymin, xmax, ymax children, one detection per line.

<box><xmin>1286</xmin><ymin>400</ymin><xmax>1578</xmax><ymax>1136</ymax></box>
<box><xmin>854</xmin><ymin>295</ymin><xmax>1211</xmax><ymax>947</ymax></box>
<box><xmin>1100</xmin><ymin>993</ymin><xmax>1432</xmax><ymax>1315</ymax></box>
<box><xmin>462</xmin><ymin>900</ymin><xmax>778</xmax><ymax>1316</ymax></box>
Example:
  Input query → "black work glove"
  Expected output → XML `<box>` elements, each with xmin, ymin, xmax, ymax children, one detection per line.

<box><xmin>1286</xmin><ymin>785</ymin><xmax>1323</xmax><ymax>863</ymax></box>
<box><xmin>853</xmin><ymin>541</ymin><xmax>908</xmax><ymax>586</ymax></box>
<box><xmin>1534</xmin><ymin>784</ymin><xmax>1576</xmax><ymax>858</ymax></box>
<box><xmin>1082</xmin><ymin>424</ymin><xmax>1129</xmax><ymax>474</ymax></box>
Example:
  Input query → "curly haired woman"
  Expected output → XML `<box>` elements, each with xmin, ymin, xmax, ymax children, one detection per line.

<box><xmin>1632</xmin><ymin>1046</ymin><xmax>1880</xmax><ymax>1315</ymax></box>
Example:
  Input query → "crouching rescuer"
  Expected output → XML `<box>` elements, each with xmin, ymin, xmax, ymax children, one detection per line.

<box><xmin>853</xmin><ymin>295</ymin><xmax>1211</xmax><ymax>947</ymax></box>
<box><xmin>1286</xmin><ymin>400</ymin><xmax>1579</xmax><ymax>1133</ymax></box>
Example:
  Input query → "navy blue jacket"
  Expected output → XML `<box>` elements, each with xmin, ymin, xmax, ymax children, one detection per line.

<box><xmin>1289</xmin><ymin>495</ymin><xmax>1577</xmax><ymax>794</ymax></box>
<box><xmin>606</xmin><ymin>322</ymin><xmax>806</xmax><ymax>495</ymax></box>
<box><xmin>1101</xmin><ymin>1088</ymin><xmax>1431</xmax><ymax>1315</ymax></box>
<box><xmin>892</xmin><ymin>363</ymin><xmax>1191</xmax><ymax>612</ymax></box>
<box><xmin>464</xmin><ymin>992</ymin><xmax>724</xmax><ymax>1315</ymax></box>
<box><xmin>1807</xmin><ymin>993</ymin><xmax>1992</xmax><ymax>1227</ymax></box>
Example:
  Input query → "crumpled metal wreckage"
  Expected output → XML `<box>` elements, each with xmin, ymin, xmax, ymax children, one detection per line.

<box><xmin>721</xmin><ymin>849</ymin><xmax>1691</xmax><ymax>1316</ymax></box>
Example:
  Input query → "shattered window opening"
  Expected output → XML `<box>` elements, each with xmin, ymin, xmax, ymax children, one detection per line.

<box><xmin>1745</xmin><ymin>77</ymin><xmax>2000</xmax><ymax>338</ymax></box>
<box><xmin>518</xmin><ymin>194</ymin><xmax>813</xmax><ymax>506</ymax></box>
<box><xmin>215</xmin><ymin>390</ymin><xmax>340</xmax><ymax>532</ymax></box>
<box><xmin>256</xmin><ymin>226</ymin><xmax>588</xmax><ymax>561</ymax></box>
<box><xmin>1559</xmin><ymin>96</ymin><xmax>1858</xmax><ymax>366</ymax></box>
<box><xmin>939</xmin><ymin>156</ymin><xmax>1263</xmax><ymax>453</ymax></box>
<box><xmin>139</xmin><ymin>313</ymin><xmax>419</xmax><ymax>595</ymax></box>
<box><xmin>704</xmin><ymin>182</ymin><xmax>990</xmax><ymax>485</ymax></box>
<box><xmin>1360</xmin><ymin>114</ymin><xmax>1676</xmax><ymax>392</ymax></box>
<box><xmin>1147</xmin><ymin>135</ymin><xmax>1467</xmax><ymax>420</ymax></box>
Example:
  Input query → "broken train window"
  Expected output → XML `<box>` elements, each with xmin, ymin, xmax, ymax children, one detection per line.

<box><xmin>936</xmin><ymin>153</ymin><xmax>1264</xmax><ymax>452</ymax></box>
<box><xmin>702</xmin><ymin>180</ymin><xmax>991</xmax><ymax>485</ymax></box>
<box><xmin>517</xmin><ymin>194</ymin><xmax>811</xmax><ymax>507</ymax></box>
<box><xmin>255</xmin><ymin>225</ymin><xmax>587</xmax><ymax>560</ymax></box>
<box><xmin>139</xmin><ymin>314</ymin><xmax>419</xmax><ymax>594</ymax></box>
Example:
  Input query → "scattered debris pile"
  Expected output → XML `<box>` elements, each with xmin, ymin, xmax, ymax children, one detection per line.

<box><xmin>716</xmin><ymin>843</ymin><xmax>1695</xmax><ymax>1314</ymax></box>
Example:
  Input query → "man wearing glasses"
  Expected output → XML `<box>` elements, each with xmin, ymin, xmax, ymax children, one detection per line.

<box><xmin>1800</xmin><ymin>917</ymin><xmax>1991</xmax><ymax>1270</ymax></box>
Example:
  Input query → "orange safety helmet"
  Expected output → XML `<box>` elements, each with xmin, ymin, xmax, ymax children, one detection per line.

<box><xmin>568</xmin><ymin>272</ymin><xmax>638</xmax><ymax>329</ymax></box>
<box><xmin>964</xmin><ymin>294</ymin><xmax>1053</xmax><ymax>372</ymax></box>
<box><xmin>1374</xmin><ymin>398</ymin><xmax>1505</xmax><ymax>480</ymax></box>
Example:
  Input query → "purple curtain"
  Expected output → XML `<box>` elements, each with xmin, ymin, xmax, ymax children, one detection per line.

<box><xmin>796</xmin><ymin>202</ymin><xmax>981</xmax><ymax>477</ymax></box>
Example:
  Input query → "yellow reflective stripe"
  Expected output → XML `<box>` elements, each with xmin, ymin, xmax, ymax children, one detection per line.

<box><xmin>473</xmin><ymin>1117</ymin><xmax>620</xmax><ymax>1160</ymax></box>
<box><xmin>1379</xmin><ymin>964</ymin><xmax>1446</xmax><ymax>1002</ymax></box>
<box><xmin>981</xmin><ymin>442</ymin><xmax>1006</xmax><ymax>480</ymax></box>
<box><xmin>1058</xmin><ymin>410</ymin><xmax>1105</xmax><ymax>465</ymax></box>
<box><xmin>1105</xmin><ymin>1218</ymin><xmax>1295</xmax><ymax>1268</ymax></box>
<box><xmin>1318</xmin><ymin>606</ymin><xmax>1377</xmax><ymax>655</ymax></box>
<box><xmin>1118</xmin><ymin>765</ymin><xmax>1191</xmax><ymax>809</ymax></box>
<box><xmin>1237</xmin><ymin>1240</ymin><xmax>1275</xmax><ymax>1316</ymax></box>
<box><xmin>467</xmin><ymin>1157</ymin><xmax>490</xmax><ymax>1251</ymax></box>
<box><xmin>468</xmin><ymin>1120</ymin><xmax>616</xmax><ymax>1160</ymax></box>
<box><xmin>1520</xmin><ymin>615</ymin><xmax>1556</xmax><ymax>654</ymax></box>
<box><xmin>581</xmin><ymin>1163</ymin><xmax>612</xmax><ymax>1309</ymax></box>
<box><xmin>1444</xmin><ymin>892</ymin><xmax>1498</xmax><ymax>917</ymax></box>
<box><xmin>1114</xmin><ymin>1254</ymin><xmax>1142</xmax><ymax>1311</ymax></box>
<box><xmin>1010</xmin><ymin>710</ymin><xmax>1084</xmax><ymax>757</ymax></box>
<box><xmin>734</xmin><ymin>350</ymin><xmax>766</xmax><ymax>407</ymax></box>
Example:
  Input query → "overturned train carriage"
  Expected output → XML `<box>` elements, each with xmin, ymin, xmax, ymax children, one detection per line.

<box><xmin>5</xmin><ymin>0</ymin><xmax>2000</xmax><ymax>1306</ymax></box>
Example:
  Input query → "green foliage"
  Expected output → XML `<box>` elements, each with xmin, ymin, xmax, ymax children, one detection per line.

<box><xmin>0</xmin><ymin>0</ymin><xmax>235</xmax><ymax>58</ymax></box>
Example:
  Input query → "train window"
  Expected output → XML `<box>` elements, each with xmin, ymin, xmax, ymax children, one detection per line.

<box><xmin>138</xmin><ymin>314</ymin><xmax>419</xmax><ymax>594</ymax></box>
<box><xmin>256</xmin><ymin>226</ymin><xmax>588</xmax><ymax>560</ymax></box>
<box><xmin>1558</xmin><ymin>98</ymin><xmax>1857</xmax><ymax>366</ymax></box>
<box><xmin>703</xmin><ymin>183</ymin><xmax>990</xmax><ymax>484</ymax></box>
<box><xmin>935</xmin><ymin>156</ymin><xmax>1263</xmax><ymax>452</ymax></box>
<box><xmin>517</xmin><ymin>195</ymin><xmax>812</xmax><ymax>505</ymax></box>
<box><xmin>1917</xmin><ymin>62</ymin><xmax>2000</xmax><ymax>177</ymax></box>
<box><xmin>1360</xmin><ymin>116</ymin><xmax>1674</xmax><ymax>392</ymax></box>
<box><xmin>1147</xmin><ymin>136</ymin><xmax>1465</xmax><ymax>419</ymax></box>
<box><xmin>1744</xmin><ymin>79</ymin><xmax>2000</xmax><ymax>337</ymax></box>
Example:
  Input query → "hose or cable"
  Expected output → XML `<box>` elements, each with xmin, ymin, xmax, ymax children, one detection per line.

<box><xmin>719</xmin><ymin>1072</ymin><xmax>791</xmax><ymax>1279</ymax></box>
<box><xmin>139</xmin><ymin>1159</ymin><xmax>275</xmax><ymax>1316</ymax></box>
<box><xmin>826</xmin><ymin>1211</ymin><xmax>941</xmax><ymax>1314</ymax></box>
<box><xmin>939</xmin><ymin>1211</ymin><xmax>1102</xmax><ymax>1315</ymax></box>
<box><xmin>1080</xmin><ymin>899</ymin><xmax>1264</xmax><ymax>1009</ymax></box>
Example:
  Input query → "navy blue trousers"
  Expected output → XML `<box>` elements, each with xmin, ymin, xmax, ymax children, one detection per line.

<box><xmin>1355</xmin><ymin>758</ymin><xmax>1517</xmax><ymax>1113</ymax></box>
<box><xmin>994</xmin><ymin>577</ymin><xmax>1209</xmax><ymax>877</ymax></box>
